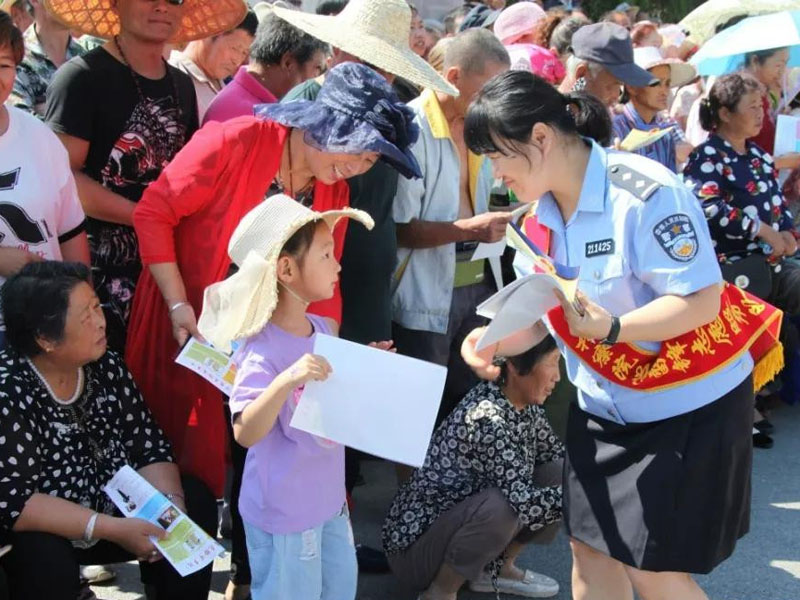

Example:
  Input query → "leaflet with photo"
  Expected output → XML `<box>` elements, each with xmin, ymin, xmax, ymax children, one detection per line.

<box><xmin>104</xmin><ymin>465</ymin><xmax>224</xmax><ymax>577</ymax></box>
<box><xmin>175</xmin><ymin>337</ymin><xmax>237</xmax><ymax>395</ymax></box>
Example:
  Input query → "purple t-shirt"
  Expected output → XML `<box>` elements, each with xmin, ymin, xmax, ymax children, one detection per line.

<box><xmin>229</xmin><ymin>314</ymin><xmax>344</xmax><ymax>534</ymax></box>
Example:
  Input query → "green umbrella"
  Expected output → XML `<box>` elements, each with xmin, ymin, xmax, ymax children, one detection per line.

<box><xmin>680</xmin><ymin>0</ymin><xmax>800</xmax><ymax>44</ymax></box>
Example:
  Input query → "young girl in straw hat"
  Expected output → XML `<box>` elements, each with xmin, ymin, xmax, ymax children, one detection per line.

<box><xmin>198</xmin><ymin>194</ymin><xmax>384</xmax><ymax>600</ymax></box>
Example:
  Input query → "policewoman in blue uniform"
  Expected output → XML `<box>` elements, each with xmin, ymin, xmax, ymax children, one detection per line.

<box><xmin>460</xmin><ymin>71</ymin><xmax>783</xmax><ymax>600</ymax></box>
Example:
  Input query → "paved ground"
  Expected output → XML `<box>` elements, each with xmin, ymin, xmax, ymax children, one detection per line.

<box><xmin>95</xmin><ymin>404</ymin><xmax>800</xmax><ymax>600</ymax></box>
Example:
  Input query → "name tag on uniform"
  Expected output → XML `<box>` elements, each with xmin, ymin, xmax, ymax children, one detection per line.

<box><xmin>585</xmin><ymin>239</ymin><xmax>615</xmax><ymax>258</ymax></box>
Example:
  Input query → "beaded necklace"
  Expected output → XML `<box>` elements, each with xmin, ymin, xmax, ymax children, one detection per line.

<box><xmin>113</xmin><ymin>35</ymin><xmax>185</xmax><ymax>133</ymax></box>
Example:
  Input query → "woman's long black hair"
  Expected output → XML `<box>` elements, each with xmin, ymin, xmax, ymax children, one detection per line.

<box><xmin>465</xmin><ymin>70</ymin><xmax>612</xmax><ymax>156</ymax></box>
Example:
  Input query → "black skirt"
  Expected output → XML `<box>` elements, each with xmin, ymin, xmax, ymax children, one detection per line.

<box><xmin>563</xmin><ymin>375</ymin><xmax>754</xmax><ymax>574</ymax></box>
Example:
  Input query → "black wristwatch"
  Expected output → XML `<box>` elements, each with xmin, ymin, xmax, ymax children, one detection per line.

<box><xmin>601</xmin><ymin>316</ymin><xmax>621</xmax><ymax>346</ymax></box>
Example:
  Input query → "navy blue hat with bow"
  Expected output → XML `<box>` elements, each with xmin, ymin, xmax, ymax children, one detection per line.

<box><xmin>256</xmin><ymin>63</ymin><xmax>422</xmax><ymax>179</ymax></box>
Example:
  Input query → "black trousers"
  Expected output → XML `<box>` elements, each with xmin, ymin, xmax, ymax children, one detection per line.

<box><xmin>768</xmin><ymin>260</ymin><xmax>800</xmax><ymax>364</ymax></box>
<box><xmin>769</xmin><ymin>260</ymin><xmax>800</xmax><ymax>316</ymax></box>
<box><xmin>224</xmin><ymin>402</ymin><xmax>251</xmax><ymax>585</ymax></box>
<box><xmin>0</xmin><ymin>564</ymin><xmax>7</xmax><ymax>600</ymax></box>
<box><xmin>0</xmin><ymin>475</ymin><xmax>217</xmax><ymax>600</ymax></box>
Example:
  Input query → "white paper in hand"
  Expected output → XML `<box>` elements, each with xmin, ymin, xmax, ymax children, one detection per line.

<box><xmin>475</xmin><ymin>273</ymin><xmax>561</xmax><ymax>351</ymax></box>
<box><xmin>775</xmin><ymin>115</ymin><xmax>800</xmax><ymax>160</ymax></box>
<box><xmin>471</xmin><ymin>239</ymin><xmax>507</xmax><ymax>261</ymax></box>
<box><xmin>289</xmin><ymin>335</ymin><xmax>447</xmax><ymax>468</ymax></box>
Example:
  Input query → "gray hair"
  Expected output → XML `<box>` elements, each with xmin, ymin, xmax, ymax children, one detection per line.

<box><xmin>567</xmin><ymin>55</ymin><xmax>604</xmax><ymax>78</ymax></box>
<box><xmin>551</xmin><ymin>17</ymin><xmax>589</xmax><ymax>56</ymax></box>
<box><xmin>251</xmin><ymin>11</ymin><xmax>329</xmax><ymax>67</ymax></box>
<box><xmin>443</xmin><ymin>28</ymin><xmax>510</xmax><ymax>75</ymax></box>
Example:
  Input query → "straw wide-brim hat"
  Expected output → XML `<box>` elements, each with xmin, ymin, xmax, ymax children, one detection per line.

<box><xmin>269</xmin><ymin>0</ymin><xmax>458</xmax><ymax>97</ymax></box>
<box><xmin>198</xmin><ymin>195</ymin><xmax>374</xmax><ymax>352</ymax></box>
<box><xmin>633</xmin><ymin>46</ymin><xmax>697</xmax><ymax>89</ymax></box>
<box><xmin>43</xmin><ymin>0</ymin><xmax>249</xmax><ymax>43</ymax></box>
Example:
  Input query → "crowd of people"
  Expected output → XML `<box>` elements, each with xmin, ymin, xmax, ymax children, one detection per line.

<box><xmin>0</xmin><ymin>0</ymin><xmax>797</xmax><ymax>599</ymax></box>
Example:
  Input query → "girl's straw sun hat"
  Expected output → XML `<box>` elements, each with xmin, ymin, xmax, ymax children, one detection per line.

<box><xmin>198</xmin><ymin>195</ymin><xmax>373</xmax><ymax>352</ymax></box>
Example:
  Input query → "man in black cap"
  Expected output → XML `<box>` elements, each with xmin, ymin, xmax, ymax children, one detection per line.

<box><xmin>559</xmin><ymin>21</ymin><xmax>655</xmax><ymax>107</ymax></box>
<box><xmin>457</xmin><ymin>3</ymin><xmax>500</xmax><ymax>32</ymax></box>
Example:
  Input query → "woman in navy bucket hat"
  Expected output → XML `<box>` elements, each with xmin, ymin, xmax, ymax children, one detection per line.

<box><xmin>257</xmin><ymin>62</ymin><xmax>421</xmax><ymax>180</ymax></box>
<box><xmin>123</xmin><ymin>63</ymin><xmax>421</xmax><ymax>533</ymax></box>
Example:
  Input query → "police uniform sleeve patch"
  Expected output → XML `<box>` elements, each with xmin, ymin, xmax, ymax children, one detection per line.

<box><xmin>653</xmin><ymin>214</ymin><xmax>699</xmax><ymax>262</ymax></box>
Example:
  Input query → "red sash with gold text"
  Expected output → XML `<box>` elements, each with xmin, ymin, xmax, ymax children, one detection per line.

<box><xmin>522</xmin><ymin>215</ymin><xmax>784</xmax><ymax>392</ymax></box>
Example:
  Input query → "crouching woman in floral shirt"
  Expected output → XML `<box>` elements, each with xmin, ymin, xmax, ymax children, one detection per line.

<box><xmin>382</xmin><ymin>324</ymin><xmax>564</xmax><ymax>600</ymax></box>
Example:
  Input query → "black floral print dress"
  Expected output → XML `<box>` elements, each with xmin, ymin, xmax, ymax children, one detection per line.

<box><xmin>382</xmin><ymin>380</ymin><xmax>564</xmax><ymax>555</ymax></box>
<box><xmin>0</xmin><ymin>350</ymin><xmax>174</xmax><ymax>536</ymax></box>
<box><xmin>683</xmin><ymin>134</ymin><xmax>796</xmax><ymax>271</ymax></box>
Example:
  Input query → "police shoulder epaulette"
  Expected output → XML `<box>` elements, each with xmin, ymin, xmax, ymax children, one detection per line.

<box><xmin>607</xmin><ymin>163</ymin><xmax>662</xmax><ymax>202</ymax></box>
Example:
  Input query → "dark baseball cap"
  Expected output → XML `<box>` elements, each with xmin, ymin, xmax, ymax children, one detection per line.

<box><xmin>458</xmin><ymin>4</ymin><xmax>501</xmax><ymax>32</ymax></box>
<box><xmin>571</xmin><ymin>22</ymin><xmax>656</xmax><ymax>87</ymax></box>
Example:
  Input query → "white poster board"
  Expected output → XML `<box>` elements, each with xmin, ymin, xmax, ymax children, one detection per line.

<box><xmin>290</xmin><ymin>335</ymin><xmax>447</xmax><ymax>467</ymax></box>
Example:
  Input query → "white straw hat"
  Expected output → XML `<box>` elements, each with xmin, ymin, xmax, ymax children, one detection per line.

<box><xmin>633</xmin><ymin>46</ymin><xmax>697</xmax><ymax>89</ymax></box>
<box><xmin>43</xmin><ymin>0</ymin><xmax>249</xmax><ymax>43</ymax></box>
<box><xmin>268</xmin><ymin>0</ymin><xmax>458</xmax><ymax>97</ymax></box>
<box><xmin>198</xmin><ymin>195</ymin><xmax>373</xmax><ymax>352</ymax></box>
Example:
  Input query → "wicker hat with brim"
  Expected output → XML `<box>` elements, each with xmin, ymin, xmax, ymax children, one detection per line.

<box><xmin>268</xmin><ymin>0</ymin><xmax>458</xmax><ymax>97</ymax></box>
<box><xmin>633</xmin><ymin>46</ymin><xmax>697</xmax><ymax>89</ymax></box>
<box><xmin>43</xmin><ymin>0</ymin><xmax>249</xmax><ymax>43</ymax></box>
<box><xmin>198</xmin><ymin>195</ymin><xmax>373</xmax><ymax>352</ymax></box>
<box><xmin>257</xmin><ymin>62</ymin><xmax>422</xmax><ymax>180</ymax></box>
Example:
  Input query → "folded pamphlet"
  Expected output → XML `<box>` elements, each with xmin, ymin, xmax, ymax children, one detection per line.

<box><xmin>175</xmin><ymin>337</ymin><xmax>237</xmax><ymax>395</ymax></box>
<box><xmin>475</xmin><ymin>222</ymin><xmax>580</xmax><ymax>351</ymax></box>
<box><xmin>105</xmin><ymin>466</ymin><xmax>224</xmax><ymax>576</ymax></box>
<box><xmin>619</xmin><ymin>127</ymin><xmax>673</xmax><ymax>152</ymax></box>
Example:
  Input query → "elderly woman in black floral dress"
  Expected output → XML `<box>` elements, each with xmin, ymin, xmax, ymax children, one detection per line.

<box><xmin>0</xmin><ymin>261</ymin><xmax>217</xmax><ymax>600</ymax></box>
<box><xmin>383</xmin><ymin>325</ymin><xmax>564</xmax><ymax>600</ymax></box>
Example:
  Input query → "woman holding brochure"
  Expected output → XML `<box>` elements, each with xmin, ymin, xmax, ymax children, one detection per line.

<box><xmin>0</xmin><ymin>262</ymin><xmax>216</xmax><ymax>600</ymax></box>
<box><xmin>460</xmin><ymin>71</ymin><xmax>784</xmax><ymax>600</ymax></box>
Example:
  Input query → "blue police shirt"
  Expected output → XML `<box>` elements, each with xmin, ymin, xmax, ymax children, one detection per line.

<box><xmin>531</xmin><ymin>141</ymin><xmax>752</xmax><ymax>425</ymax></box>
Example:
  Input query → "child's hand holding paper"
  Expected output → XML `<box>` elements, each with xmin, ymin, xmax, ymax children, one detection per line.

<box><xmin>368</xmin><ymin>340</ymin><xmax>397</xmax><ymax>353</ymax></box>
<box><xmin>287</xmin><ymin>354</ymin><xmax>333</xmax><ymax>387</ymax></box>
